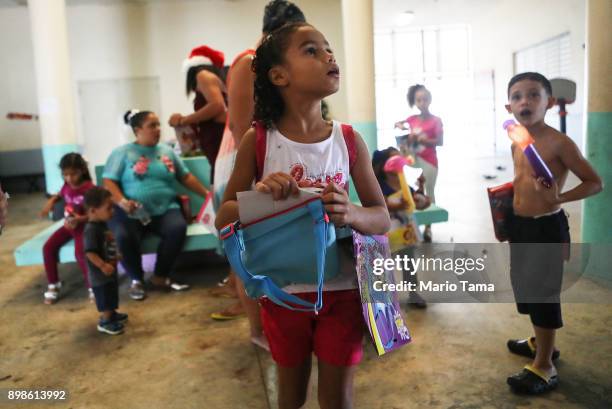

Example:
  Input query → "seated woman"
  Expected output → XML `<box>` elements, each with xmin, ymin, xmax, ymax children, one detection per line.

<box><xmin>103</xmin><ymin>109</ymin><xmax>209</xmax><ymax>301</ymax></box>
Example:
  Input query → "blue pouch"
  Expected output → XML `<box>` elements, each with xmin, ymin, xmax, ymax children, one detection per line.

<box><xmin>220</xmin><ymin>198</ymin><xmax>340</xmax><ymax>313</ymax></box>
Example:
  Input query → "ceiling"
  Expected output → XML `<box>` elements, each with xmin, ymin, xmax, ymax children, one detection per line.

<box><xmin>0</xmin><ymin>0</ymin><xmax>26</xmax><ymax>6</ymax></box>
<box><xmin>0</xmin><ymin>0</ymin><xmax>238</xmax><ymax>8</ymax></box>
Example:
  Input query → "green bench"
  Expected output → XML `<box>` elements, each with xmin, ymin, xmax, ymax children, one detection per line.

<box><xmin>14</xmin><ymin>157</ymin><xmax>217</xmax><ymax>267</ymax></box>
<box><xmin>13</xmin><ymin>157</ymin><xmax>449</xmax><ymax>267</ymax></box>
<box><xmin>13</xmin><ymin>220</ymin><xmax>218</xmax><ymax>267</ymax></box>
<box><xmin>413</xmin><ymin>204</ymin><xmax>448</xmax><ymax>226</ymax></box>
<box><xmin>347</xmin><ymin>183</ymin><xmax>448</xmax><ymax>226</ymax></box>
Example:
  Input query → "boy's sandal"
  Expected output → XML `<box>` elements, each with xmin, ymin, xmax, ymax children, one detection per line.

<box><xmin>507</xmin><ymin>337</ymin><xmax>560</xmax><ymax>360</ymax></box>
<box><xmin>507</xmin><ymin>364</ymin><xmax>559</xmax><ymax>394</ymax></box>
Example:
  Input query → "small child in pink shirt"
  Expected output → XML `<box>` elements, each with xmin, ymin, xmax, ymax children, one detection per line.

<box><xmin>40</xmin><ymin>153</ymin><xmax>95</xmax><ymax>304</ymax></box>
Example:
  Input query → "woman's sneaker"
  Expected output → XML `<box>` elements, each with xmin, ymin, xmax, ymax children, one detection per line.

<box><xmin>97</xmin><ymin>319</ymin><xmax>124</xmax><ymax>335</ymax></box>
<box><xmin>43</xmin><ymin>282</ymin><xmax>62</xmax><ymax>305</ymax></box>
<box><xmin>88</xmin><ymin>288</ymin><xmax>95</xmax><ymax>303</ymax></box>
<box><xmin>150</xmin><ymin>276</ymin><xmax>190</xmax><ymax>292</ymax></box>
<box><xmin>129</xmin><ymin>281</ymin><xmax>146</xmax><ymax>301</ymax></box>
<box><xmin>111</xmin><ymin>311</ymin><xmax>128</xmax><ymax>323</ymax></box>
<box><xmin>169</xmin><ymin>280</ymin><xmax>190</xmax><ymax>291</ymax></box>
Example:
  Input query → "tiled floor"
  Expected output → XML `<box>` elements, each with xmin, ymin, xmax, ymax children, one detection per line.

<box><xmin>0</xmin><ymin>154</ymin><xmax>610</xmax><ymax>409</ymax></box>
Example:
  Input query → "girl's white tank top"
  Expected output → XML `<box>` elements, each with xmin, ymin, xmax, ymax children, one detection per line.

<box><xmin>261</xmin><ymin>120</ymin><xmax>357</xmax><ymax>293</ymax></box>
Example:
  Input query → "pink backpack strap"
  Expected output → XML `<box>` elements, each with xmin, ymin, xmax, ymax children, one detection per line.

<box><xmin>254</xmin><ymin>121</ymin><xmax>267</xmax><ymax>182</ymax></box>
<box><xmin>340</xmin><ymin>124</ymin><xmax>357</xmax><ymax>173</ymax></box>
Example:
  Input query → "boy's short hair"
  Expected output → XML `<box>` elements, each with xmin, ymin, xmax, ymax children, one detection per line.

<box><xmin>507</xmin><ymin>72</ymin><xmax>553</xmax><ymax>97</ymax></box>
<box><xmin>84</xmin><ymin>186</ymin><xmax>111</xmax><ymax>210</ymax></box>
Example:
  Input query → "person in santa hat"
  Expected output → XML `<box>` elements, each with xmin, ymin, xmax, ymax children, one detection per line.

<box><xmin>169</xmin><ymin>45</ymin><xmax>227</xmax><ymax>183</ymax></box>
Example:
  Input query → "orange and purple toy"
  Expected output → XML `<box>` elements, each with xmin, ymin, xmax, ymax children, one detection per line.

<box><xmin>504</xmin><ymin>119</ymin><xmax>554</xmax><ymax>188</ymax></box>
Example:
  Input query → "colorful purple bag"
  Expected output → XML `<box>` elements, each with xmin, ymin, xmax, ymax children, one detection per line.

<box><xmin>350</xmin><ymin>231</ymin><xmax>411</xmax><ymax>355</ymax></box>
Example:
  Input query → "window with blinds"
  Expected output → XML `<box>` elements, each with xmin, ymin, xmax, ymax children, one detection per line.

<box><xmin>513</xmin><ymin>32</ymin><xmax>577</xmax><ymax>138</ymax></box>
<box><xmin>514</xmin><ymin>32</ymin><xmax>571</xmax><ymax>78</ymax></box>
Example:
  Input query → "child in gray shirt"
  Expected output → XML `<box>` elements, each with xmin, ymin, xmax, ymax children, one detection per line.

<box><xmin>84</xmin><ymin>187</ymin><xmax>127</xmax><ymax>335</ymax></box>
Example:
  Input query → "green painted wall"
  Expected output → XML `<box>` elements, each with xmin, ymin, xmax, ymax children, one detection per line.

<box><xmin>582</xmin><ymin>112</ymin><xmax>611</xmax><ymax>282</ymax></box>
<box><xmin>582</xmin><ymin>112</ymin><xmax>612</xmax><ymax>244</ymax></box>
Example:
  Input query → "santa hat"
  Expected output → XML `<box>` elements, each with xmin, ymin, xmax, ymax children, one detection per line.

<box><xmin>182</xmin><ymin>45</ymin><xmax>225</xmax><ymax>72</ymax></box>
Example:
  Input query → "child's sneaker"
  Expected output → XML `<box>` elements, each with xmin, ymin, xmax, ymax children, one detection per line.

<box><xmin>43</xmin><ymin>282</ymin><xmax>62</xmax><ymax>305</ymax></box>
<box><xmin>97</xmin><ymin>319</ymin><xmax>124</xmax><ymax>335</ymax></box>
<box><xmin>88</xmin><ymin>288</ymin><xmax>95</xmax><ymax>303</ymax></box>
<box><xmin>111</xmin><ymin>311</ymin><xmax>128</xmax><ymax>323</ymax></box>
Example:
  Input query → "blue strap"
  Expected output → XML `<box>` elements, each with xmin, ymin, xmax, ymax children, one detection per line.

<box><xmin>306</xmin><ymin>200</ymin><xmax>326</xmax><ymax>312</ymax></box>
<box><xmin>221</xmin><ymin>200</ymin><xmax>328</xmax><ymax>313</ymax></box>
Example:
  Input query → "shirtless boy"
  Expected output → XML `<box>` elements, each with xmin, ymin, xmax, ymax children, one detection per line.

<box><xmin>504</xmin><ymin>72</ymin><xmax>602</xmax><ymax>394</ymax></box>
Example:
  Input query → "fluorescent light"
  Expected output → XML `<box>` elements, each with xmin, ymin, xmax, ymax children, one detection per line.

<box><xmin>396</xmin><ymin>11</ymin><xmax>415</xmax><ymax>26</ymax></box>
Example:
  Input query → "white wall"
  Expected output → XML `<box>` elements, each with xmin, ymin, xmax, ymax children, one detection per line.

<box><xmin>374</xmin><ymin>0</ymin><xmax>586</xmax><ymax>153</ymax></box>
<box><xmin>0</xmin><ymin>7</ymin><xmax>40</xmax><ymax>151</ymax></box>
<box><xmin>0</xmin><ymin>0</ymin><xmax>347</xmax><ymax>155</ymax></box>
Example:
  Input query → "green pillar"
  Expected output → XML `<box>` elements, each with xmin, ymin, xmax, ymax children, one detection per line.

<box><xmin>582</xmin><ymin>0</ymin><xmax>612</xmax><ymax>244</ymax></box>
<box><xmin>582</xmin><ymin>0</ymin><xmax>612</xmax><ymax>282</ymax></box>
<box><xmin>583</xmin><ymin>112</ymin><xmax>612</xmax><ymax>244</ymax></box>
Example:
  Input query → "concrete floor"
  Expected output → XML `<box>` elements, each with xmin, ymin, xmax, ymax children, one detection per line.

<box><xmin>1</xmin><ymin>154</ymin><xmax>611</xmax><ymax>409</ymax></box>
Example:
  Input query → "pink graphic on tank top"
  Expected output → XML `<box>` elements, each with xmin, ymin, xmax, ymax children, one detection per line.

<box><xmin>290</xmin><ymin>163</ymin><xmax>306</xmax><ymax>182</ymax></box>
<box><xmin>288</xmin><ymin>163</ymin><xmax>346</xmax><ymax>190</ymax></box>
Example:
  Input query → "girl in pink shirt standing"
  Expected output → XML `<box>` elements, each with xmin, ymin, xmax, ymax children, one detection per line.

<box><xmin>395</xmin><ymin>84</ymin><xmax>443</xmax><ymax>242</ymax></box>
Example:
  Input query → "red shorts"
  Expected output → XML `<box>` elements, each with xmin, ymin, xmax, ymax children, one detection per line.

<box><xmin>260</xmin><ymin>289</ymin><xmax>364</xmax><ymax>367</ymax></box>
